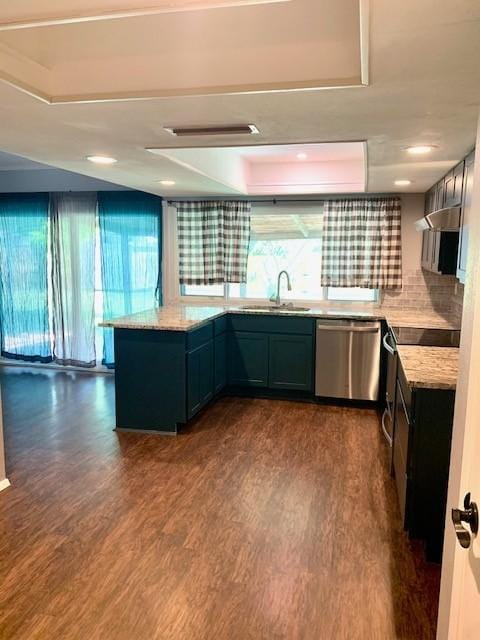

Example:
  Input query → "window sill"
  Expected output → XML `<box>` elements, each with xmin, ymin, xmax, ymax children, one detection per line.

<box><xmin>169</xmin><ymin>296</ymin><xmax>382</xmax><ymax>309</ymax></box>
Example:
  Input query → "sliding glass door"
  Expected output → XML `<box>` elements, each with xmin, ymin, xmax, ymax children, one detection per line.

<box><xmin>98</xmin><ymin>192</ymin><xmax>161</xmax><ymax>367</ymax></box>
<box><xmin>50</xmin><ymin>193</ymin><xmax>97</xmax><ymax>367</ymax></box>
<box><xmin>0</xmin><ymin>194</ymin><xmax>51</xmax><ymax>362</ymax></box>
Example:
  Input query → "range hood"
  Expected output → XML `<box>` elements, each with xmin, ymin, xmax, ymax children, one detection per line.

<box><xmin>414</xmin><ymin>206</ymin><xmax>461</xmax><ymax>232</ymax></box>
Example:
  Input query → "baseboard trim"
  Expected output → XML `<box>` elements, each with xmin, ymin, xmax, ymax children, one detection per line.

<box><xmin>114</xmin><ymin>427</ymin><xmax>177</xmax><ymax>436</ymax></box>
<box><xmin>0</xmin><ymin>478</ymin><xmax>11</xmax><ymax>492</ymax></box>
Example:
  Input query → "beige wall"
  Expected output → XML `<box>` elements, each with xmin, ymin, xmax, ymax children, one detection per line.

<box><xmin>400</xmin><ymin>193</ymin><xmax>424</xmax><ymax>272</ymax></box>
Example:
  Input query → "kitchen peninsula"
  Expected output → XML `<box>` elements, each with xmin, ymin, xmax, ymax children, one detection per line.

<box><xmin>102</xmin><ymin>304</ymin><xmax>460</xmax><ymax>435</ymax></box>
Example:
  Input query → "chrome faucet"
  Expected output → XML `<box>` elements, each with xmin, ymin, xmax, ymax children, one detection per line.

<box><xmin>270</xmin><ymin>270</ymin><xmax>292</xmax><ymax>306</ymax></box>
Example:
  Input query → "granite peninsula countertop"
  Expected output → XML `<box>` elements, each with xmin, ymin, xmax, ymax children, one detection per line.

<box><xmin>100</xmin><ymin>304</ymin><xmax>461</xmax><ymax>332</ymax></box>
<box><xmin>396</xmin><ymin>345</ymin><xmax>459</xmax><ymax>390</ymax></box>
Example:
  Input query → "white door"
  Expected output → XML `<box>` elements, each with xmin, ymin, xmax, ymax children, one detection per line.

<box><xmin>437</xmin><ymin>116</ymin><xmax>480</xmax><ymax>639</ymax></box>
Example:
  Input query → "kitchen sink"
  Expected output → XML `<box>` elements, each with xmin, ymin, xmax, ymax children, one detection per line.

<box><xmin>240</xmin><ymin>304</ymin><xmax>310</xmax><ymax>312</ymax></box>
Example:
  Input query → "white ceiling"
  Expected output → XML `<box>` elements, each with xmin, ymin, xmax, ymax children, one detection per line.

<box><xmin>0</xmin><ymin>0</ymin><xmax>477</xmax><ymax>195</ymax></box>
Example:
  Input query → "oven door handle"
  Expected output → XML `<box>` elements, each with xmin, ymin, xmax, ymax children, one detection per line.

<box><xmin>383</xmin><ymin>332</ymin><xmax>396</xmax><ymax>355</ymax></box>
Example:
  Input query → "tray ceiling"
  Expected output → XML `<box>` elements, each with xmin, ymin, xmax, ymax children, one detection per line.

<box><xmin>148</xmin><ymin>142</ymin><xmax>366</xmax><ymax>195</ymax></box>
<box><xmin>0</xmin><ymin>0</ymin><xmax>366</xmax><ymax>103</ymax></box>
<box><xmin>0</xmin><ymin>1</ymin><xmax>477</xmax><ymax>195</ymax></box>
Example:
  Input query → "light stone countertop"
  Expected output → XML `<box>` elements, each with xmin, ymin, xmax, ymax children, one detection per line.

<box><xmin>382</xmin><ymin>308</ymin><xmax>461</xmax><ymax>331</ymax></box>
<box><xmin>100</xmin><ymin>303</ymin><xmax>461</xmax><ymax>332</ymax></box>
<box><xmin>397</xmin><ymin>345</ymin><xmax>459</xmax><ymax>390</ymax></box>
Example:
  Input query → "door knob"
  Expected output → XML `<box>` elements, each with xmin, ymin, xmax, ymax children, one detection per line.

<box><xmin>451</xmin><ymin>492</ymin><xmax>479</xmax><ymax>549</ymax></box>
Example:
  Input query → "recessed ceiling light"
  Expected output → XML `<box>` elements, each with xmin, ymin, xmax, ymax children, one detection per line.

<box><xmin>394</xmin><ymin>179</ymin><xmax>412</xmax><ymax>186</ymax></box>
<box><xmin>406</xmin><ymin>145</ymin><xmax>436</xmax><ymax>155</ymax></box>
<box><xmin>86</xmin><ymin>155</ymin><xmax>117</xmax><ymax>165</ymax></box>
<box><xmin>296</xmin><ymin>152</ymin><xmax>308</xmax><ymax>160</ymax></box>
<box><xmin>159</xmin><ymin>180</ymin><xmax>176</xmax><ymax>186</ymax></box>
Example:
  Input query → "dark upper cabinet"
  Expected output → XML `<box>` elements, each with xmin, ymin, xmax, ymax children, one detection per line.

<box><xmin>421</xmin><ymin>230</ymin><xmax>436</xmax><ymax>271</ymax></box>
<box><xmin>422</xmin><ymin>155</ymin><xmax>473</xmax><ymax>277</ymax></box>
<box><xmin>421</xmin><ymin>185</ymin><xmax>440</xmax><ymax>272</ymax></box>
<box><xmin>436</xmin><ymin>179</ymin><xmax>445</xmax><ymax>210</ymax></box>
<box><xmin>187</xmin><ymin>339</ymin><xmax>214</xmax><ymax>418</ymax></box>
<box><xmin>228</xmin><ymin>331</ymin><xmax>269</xmax><ymax>387</ymax></box>
<box><xmin>214</xmin><ymin>332</ymin><xmax>227</xmax><ymax>394</ymax></box>
<box><xmin>444</xmin><ymin>161</ymin><xmax>464</xmax><ymax>208</ymax></box>
<box><xmin>457</xmin><ymin>150</ymin><xmax>475</xmax><ymax>284</ymax></box>
<box><xmin>421</xmin><ymin>179</ymin><xmax>459</xmax><ymax>275</ymax></box>
<box><xmin>424</xmin><ymin>186</ymin><xmax>436</xmax><ymax>215</ymax></box>
<box><xmin>268</xmin><ymin>334</ymin><xmax>313</xmax><ymax>391</ymax></box>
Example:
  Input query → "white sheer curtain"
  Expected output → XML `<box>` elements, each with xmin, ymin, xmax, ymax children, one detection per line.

<box><xmin>50</xmin><ymin>193</ymin><xmax>97</xmax><ymax>367</ymax></box>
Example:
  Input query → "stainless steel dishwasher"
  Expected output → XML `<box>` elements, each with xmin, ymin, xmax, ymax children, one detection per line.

<box><xmin>315</xmin><ymin>319</ymin><xmax>381</xmax><ymax>401</ymax></box>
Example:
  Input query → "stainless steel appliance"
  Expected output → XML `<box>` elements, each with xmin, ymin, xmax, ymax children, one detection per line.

<box><xmin>315</xmin><ymin>319</ymin><xmax>381</xmax><ymax>401</ymax></box>
<box><xmin>414</xmin><ymin>206</ymin><xmax>461</xmax><ymax>231</ymax></box>
<box><xmin>381</xmin><ymin>325</ymin><xmax>461</xmax><ymax>449</ymax></box>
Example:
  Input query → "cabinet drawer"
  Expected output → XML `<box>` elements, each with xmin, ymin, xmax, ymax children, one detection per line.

<box><xmin>187</xmin><ymin>322</ymin><xmax>213</xmax><ymax>351</ymax></box>
<box><xmin>228</xmin><ymin>313</ymin><xmax>314</xmax><ymax>335</ymax></box>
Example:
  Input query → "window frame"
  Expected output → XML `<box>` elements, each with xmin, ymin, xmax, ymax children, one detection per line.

<box><xmin>163</xmin><ymin>203</ymin><xmax>381</xmax><ymax>307</ymax></box>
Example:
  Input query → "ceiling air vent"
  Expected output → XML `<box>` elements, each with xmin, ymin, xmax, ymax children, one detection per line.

<box><xmin>163</xmin><ymin>124</ymin><xmax>260</xmax><ymax>137</ymax></box>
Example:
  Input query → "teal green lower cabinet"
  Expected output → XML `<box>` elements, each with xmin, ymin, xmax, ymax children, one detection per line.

<box><xmin>214</xmin><ymin>333</ymin><xmax>227</xmax><ymax>394</ymax></box>
<box><xmin>229</xmin><ymin>331</ymin><xmax>269</xmax><ymax>387</ymax></box>
<box><xmin>114</xmin><ymin>328</ymin><xmax>186</xmax><ymax>433</ymax></box>
<box><xmin>113</xmin><ymin>315</ymin><xmax>316</xmax><ymax>434</ymax></box>
<box><xmin>268</xmin><ymin>334</ymin><xmax>313</xmax><ymax>391</ymax></box>
<box><xmin>187</xmin><ymin>340</ymin><xmax>214</xmax><ymax>419</ymax></box>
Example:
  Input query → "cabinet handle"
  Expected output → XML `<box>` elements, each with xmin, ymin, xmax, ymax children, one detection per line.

<box><xmin>383</xmin><ymin>332</ymin><xmax>396</xmax><ymax>355</ymax></box>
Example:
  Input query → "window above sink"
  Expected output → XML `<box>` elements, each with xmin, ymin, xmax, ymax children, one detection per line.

<box><xmin>164</xmin><ymin>204</ymin><xmax>378</xmax><ymax>305</ymax></box>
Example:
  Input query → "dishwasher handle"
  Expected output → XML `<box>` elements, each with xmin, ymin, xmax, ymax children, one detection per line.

<box><xmin>316</xmin><ymin>324</ymin><xmax>380</xmax><ymax>334</ymax></box>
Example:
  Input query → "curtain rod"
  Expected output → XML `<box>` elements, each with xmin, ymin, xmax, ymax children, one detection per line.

<box><xmin>167</xmin><ymin>194</ymin><xmax>402</xmax><ymax>205</ymax></box>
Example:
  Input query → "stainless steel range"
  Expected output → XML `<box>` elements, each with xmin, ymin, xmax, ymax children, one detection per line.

<box><xmin>382</xmin><ymin>325</ymin><xmax>460</xmax><ymax>448</ymax></box>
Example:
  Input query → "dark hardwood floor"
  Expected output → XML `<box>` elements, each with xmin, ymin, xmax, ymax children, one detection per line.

<box><xmin>0</xmin><ymin>366</ymin><xmax>440</xmax><ymax>640</ymax></box>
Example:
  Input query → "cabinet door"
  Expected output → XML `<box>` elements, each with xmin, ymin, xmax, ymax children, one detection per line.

<box><xmin>422</xmin><ymin>231</ymin><xmax>432</xmax><ymax>271</ymax></box>
<box><xmin>268</xmin><ymin>334</ymin><xmax>313</xmax><ymax>391</ymax></box>
<box><xmin>425</xmin><ymin>187</ymin><xmax>436</xmax><ymax>214</ymax></box>
<box><xmin>431</xmin><ymin>230</ymin><xmax>441</xmax><ymax>273</ymax></box>
<box><xmin>444</xmin><ymin>161</ymin><xmax>464</xmax><ymax>207</ymax></box>
<box><xmin>421</xmin><ymin>230</ymin><xmax>437</xmax><ymax>272</ymax></box>
<box><xmin>457</xmin><ymin>152</ymin><xmax>475</xmax><ymax>283</ymax></box>
<box><xmin>214</xmin><ymin>333</ymin><xmax>227</xmax><ymax>394</ymax></box>
<box><xmin>228</xmin><ymin>332</ymin><xmax>268</xmax><ymax>387</ymax></box>
<box><xmin>444</xmin><ymin>170</ymin><xmax>455</xmax><ymax>207</ymax></box>
<box><xmin>187</xmin><ymin>340</ymin><xmax>214</xmax><ymax>418</ymax></box>
<box><xmin>436</xmin><ymin>180</ymin><xmax>445</xmax><ymax>210</ymax></box>
<box><xmin>393</xmin><ymin>380</ymin><xmax>411</xmax><ymax>529</ymax></box>
<box><xmin>453</xmin><ymin>161</ymin><xmax>465</xmax><ymax>206</ymax></box>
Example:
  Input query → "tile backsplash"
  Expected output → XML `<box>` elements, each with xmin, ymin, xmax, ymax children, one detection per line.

<box><xmin>382</xmin><ymin>268</ymin><xmax>464</xmax><ymax>320</ymax></box>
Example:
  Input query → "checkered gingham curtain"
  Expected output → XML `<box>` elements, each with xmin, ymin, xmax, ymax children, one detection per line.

<box><xmin>321</xmin><ymin>198</ymin><xmax>402</xmax><ymax>290</ymax></box>
<box><xmin>176</xmin><ymin>201</ymin><xmax>251</xmax><ymax>285</ymax></box>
